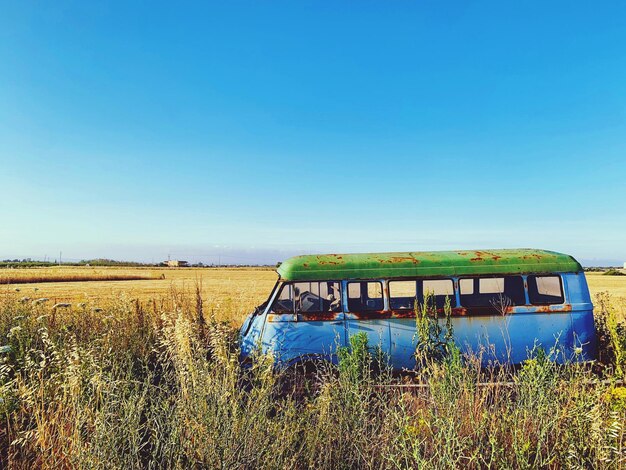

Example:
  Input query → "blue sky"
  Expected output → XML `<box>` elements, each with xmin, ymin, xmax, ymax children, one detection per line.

<box><xmin>1</xmin><ymin>1</ymin><xmax>625</xmax><ymax>265</ymax></box>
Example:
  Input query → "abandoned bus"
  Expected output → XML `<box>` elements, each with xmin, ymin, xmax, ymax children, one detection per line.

<box><xmin>240</xmin><ymin>249</ymin><xmax>597</xmax><ymax>369</ymax></box>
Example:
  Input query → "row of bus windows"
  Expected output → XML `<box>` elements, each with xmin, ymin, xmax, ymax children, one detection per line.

<box><xmin>270</xmin><ymin>276</ymin><xmax>564</xmax><ymax>314</ymax></box>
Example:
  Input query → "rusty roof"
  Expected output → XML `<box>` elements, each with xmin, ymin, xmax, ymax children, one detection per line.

<box><xmin>277</xmin><ymin>249</ymin><xmax>582</xmax><ymax>281</ymax></box>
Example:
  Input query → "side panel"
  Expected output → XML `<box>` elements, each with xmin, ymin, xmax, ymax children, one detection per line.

<box><xmin>564</xmin><ymin>272</ymin><xmax>597</xmax><ymax>361</ymax></box>
<box><xmin>240</xmin><ymin>313</ymin><xmax>267</xmax><ymax>361</ymax></box>
<box><xmin>389</xmin><ymin>317</ymin><xmax>417</xmax><ymax>370</ymax></box>
<box><xmin>344</xmin><ymin>280</ymin><xmax>391</xmax><ymax>361</ymax></box>
<box><xmin>240</xmin><ymin>281</ymin><xmax>280</xmax><ymax>364</ymax></box>
<box><xmin>451</xmin><ymin>313</ymin><xmax>573</xmax><ymax>364</ymax></box>
<box><xmin>345</xmin><ymin>317</ymin><xmax>391</xmax><ymax>359</ymax></box>
<box><xmin>262</xmin><ymin>314</ymin><xmax>345</xmax><ymax>367</ymax></box>
<box><xmin>390</xmin><ymin>311</ymin><xmax>577</xmax><ymax>367</ymax></box>
<box><xmin>388</xmin><ymin>272</ymin><xmax>596</xmax><ymax>368</ymax></box>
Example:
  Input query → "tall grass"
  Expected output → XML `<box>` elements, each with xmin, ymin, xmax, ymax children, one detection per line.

<box><xmin>0</xmin><ymin>290</ymin><xmax>624</xmax><ymax>469</ymax></box>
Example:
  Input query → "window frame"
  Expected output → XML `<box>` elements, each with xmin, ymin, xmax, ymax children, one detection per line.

<box><xmin>388</xmin><ymin>279</ymin><xmax>419</xmax><ymax>310</ymax></box>
<box><xmin>459</xmin><ymin>276</ymin><xmax>507</xmax><ymax>296</ymax></box>
<box><xmin>387</xmin><ymin>277</ymin><xmax>457</xmax><ymax>310</ymax></box>
<box><xmin>347</xmin><ymin>280</ymin><xmax>385</xmax><ymax>312</ymax></box>
<box><xmin>527</xmin><ymin>274</ymin><xmax>565</xmax><ymax>305</ymax></box>
<box><xmin>458</xmin><ymin>275</ymin><xmax>527</xmax><ymax>308</ymax></box>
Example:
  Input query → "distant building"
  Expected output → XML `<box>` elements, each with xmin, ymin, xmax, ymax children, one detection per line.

<box><xmin>164</xmin><ymin>260</ymin><xmax>189</xmax><ymax>267</ymax></box>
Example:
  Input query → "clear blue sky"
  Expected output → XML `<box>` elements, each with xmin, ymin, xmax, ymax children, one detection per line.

<box><xmin>1</xmin><ymin>1</ymin><xmax>625</xmax><ymax>265</ymax></box>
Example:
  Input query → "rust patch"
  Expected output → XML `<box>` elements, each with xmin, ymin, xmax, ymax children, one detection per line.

<box><xmin>349</xmin><ymin>303</ymin><xmax>574</xmax><ymax>319</ymax></box>
<box><xmin>268</xmin><ymin>311</ymin><xmax>343</xmax><ymax>322</ymax></box>
<box><xmin>390</xmin><ymin>310</ymin><xmax>415</xmax><ymax>319</ymax></box>
<box><xmin>470</xmin><ymin>250</ymin><xmax>503</xmax><ymax>262</ymax></box>
<box><xmin>452</xmin><ymin>307</ymin><xmax>468</xmax><ymax>316</ymax></box>
<box><xmin>390</xmin><ymin>256</ymin><xmax>419</xmax><ymax>264</ymax></box>
<box><xmin>300</xmin><ymin>312</ymin><xmax>341</xmax><ymax>321</ymax></box>
<box><xmin>376</xmin><ymin>256</ymin><xmax>420</xmax><ymax>264</ymax></box>
<box><xmin>387</xmin><ymin>306</ymin><xmax>469</xmax><ymax>318</ymax></box>
<box><xmin>521</xmin><ymin>253</ymin><xmax>544</xmax><ymax>261</ymax></box>
<box><xmin>531</xmin><ymin>304</ymin><xmax>572</xmax><ymax>313</ymax></box>
<box><xmin>452</xmin><ymin>306</ymin><xmax>511</xmax><ymax>316</ymax></box>
<box><xmin>315</xmin><ymin>254</ymin><xmax>345</xmax><ymax>266</ymax></box>
<box><xmin>348</xmin><ymin>310</ymin><xmax>391</xmax><ymax>320</ymax></box>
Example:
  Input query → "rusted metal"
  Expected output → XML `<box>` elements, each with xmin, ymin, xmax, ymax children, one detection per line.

<box><xmin>468</xmin><ymin>250</ymin><xmax>504</xmax><ymax>262</ymax></box>
<box><xmin>267</xmin><ymin>312</ymin><xmax>343</xmax><ymax>322</ymax></box>
<box><xmin>385</xmin><ymin>303</ymin><xmax>575</xmax><ymax>318</ymax></box>
<box><xmin>297</xmin><ymin>312</ymin><xmax>341</xmax><ymax>322</ymax></box>
<box><xmin>277</xmin><ymin>249</ymin><xmax>582</xmax><ymax>282</ymax></box>
<box><xmin>388</xmin><ymin>306</ymin><xmax>470</xmax><ymax>318</ymax></box>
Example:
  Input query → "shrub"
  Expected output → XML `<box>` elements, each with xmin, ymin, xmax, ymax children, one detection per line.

<box><xmin>595</xmin><ymin>292</ymin><xmax>626</xmax><ymax>376</ymax></box>
<box><xmin>604</xmin><ymin>269</ymin><xmax>626</xmax><ymax>276</ymax></box>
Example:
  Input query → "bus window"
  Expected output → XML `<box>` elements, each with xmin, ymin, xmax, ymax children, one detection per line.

<box><xmin>348</xmin><ymin>281</ymin><xmax>383</xmax><ymax>311</ymax></box>
<box><xmin>459</xmin><ymin>276</ymin><xmax>525</xmax><ymax>313</ymax></box>
<box><xmin>422</xmin><ymin>279</ymin><xmax>455</xmax><ymax>309</ymax></box>
<box><xmin>389</xmin><ymin>280</ymin><xmax>417</xmax><ymax>309</ymax></box>
<box><xmin>528</xmin><ymin>275</ymin><xmax>563</xmax><ymax>305</ymax></box>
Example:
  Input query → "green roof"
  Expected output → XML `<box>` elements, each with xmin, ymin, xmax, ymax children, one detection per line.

<box><xmin>277</xmin><ymin>249</ymin><xmax>582</xmax><ymax>281</ymax></box>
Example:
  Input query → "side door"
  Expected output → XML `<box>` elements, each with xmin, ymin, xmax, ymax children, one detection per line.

<box><xmin>344</xmin><ymin>280</ymin><xmax>391</xmax><ymax>363</ymax></box>
<box><xmin>388</xmin><ymin>278</ymin><xmax>456</xmax><ymax>370</ymax></box>
<box><xmin>263</xmin><ymin>281</ymin><xmax>345</xmax><ymax>366</ymax></box>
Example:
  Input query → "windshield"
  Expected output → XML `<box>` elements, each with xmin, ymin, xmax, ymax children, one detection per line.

<box><xmin>269</xmin><ymin>281</ymin><xmax>342</xmax><ymax>314</ymax></box>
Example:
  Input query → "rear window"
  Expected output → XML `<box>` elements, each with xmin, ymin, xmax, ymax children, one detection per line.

<box><xmin>388</xmin><ymin>278</ymin><xmax>455</xmax><ymax>310</ymax></box>
<box><xmin>348</xmin><ymin>281</ymin><xmax>383</xmax><ymax>311</ymax></box>
<box><xmin>459</xmin><ymin>276</ymin><xmax>526</xmax><ymax>310</ymax></box>
<box><xmin>528</xmin><ymin>275</ymin><xmax>564</xmax><ymax>305</ymax></box>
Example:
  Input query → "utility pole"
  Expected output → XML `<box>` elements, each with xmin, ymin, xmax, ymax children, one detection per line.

<box><xmin>59</xmin><ymin>251</ymin><xmax>62</xmax><ymax>265</ymax></box>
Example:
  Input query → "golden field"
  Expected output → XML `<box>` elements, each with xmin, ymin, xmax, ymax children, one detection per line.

<box><xmin>0</xmin><ymin>266</ymin><xmax>277</xmax><ymax>324</ymax></box>
<box><xmin>1</xmin><ymin>266</ymin><xmax>625</xmax><ymax>324</ymax></box>
<box><xmin>586</xmin><ymin>271</ymin><xmax>626</xmax><ymax>299</ymax></box>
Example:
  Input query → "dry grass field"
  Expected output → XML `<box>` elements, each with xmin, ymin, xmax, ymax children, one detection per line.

<box><xmin>586</xmin><ymin>271</ymin><xmax>626</xmax><ymax>299</ymax></box>
<box><xmin>1</xmin><ymin>266</ymin><xmax>625</xmax><ymax>468</ymax></box>
<box><xmin>1</xmin><ymin>266</ymin><xmax>624</xmax><ymax>324</ymax></box>
<box><xmin>0</xmin><ymin>266</ymin><xmax>277</xmax><ymax>324</ymax></box>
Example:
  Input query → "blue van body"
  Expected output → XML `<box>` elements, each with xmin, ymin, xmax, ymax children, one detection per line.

<box><xmin>240</xmin><ymin>250</ymin><xmax>597</xmax><ymax>370</ymax></box>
